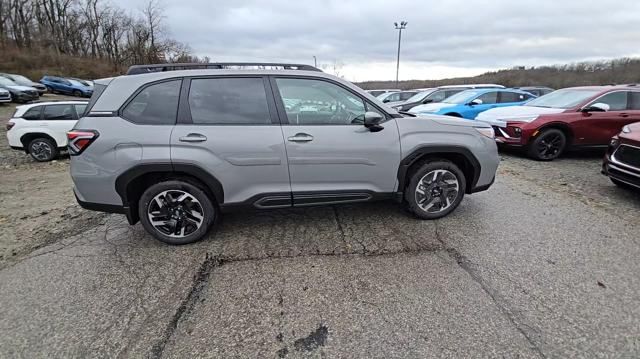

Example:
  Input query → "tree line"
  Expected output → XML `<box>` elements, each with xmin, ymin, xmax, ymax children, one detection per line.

<box><xmin>358</xmin><ymin>58</ymin><xmax>640</xmax><ymax>90</ymax></box>
<box><xmin>0</xmin><ymin>0</ymin><xmax>200</xmax><ymax>73</ymax></box>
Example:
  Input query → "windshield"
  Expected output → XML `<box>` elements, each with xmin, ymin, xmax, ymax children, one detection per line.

<box><xmin>443</xmin><ymin>90</ymin><xmax>480</xmax><ymax>104</ymax></box>
<box><xmin>376</xmin><ymin>92</ymin><xmax>394</xmax><ymax>100</ymax></box>
<box><xmin>526</xmin><ymin>89</ymin><xmax>601</xmax><ymax>109</ymax></box>
<box><xmin>0</xmin><ymin>77</ymin><xmax>17</xmax><ymax>86</ymax></box>
<box><xmin>406</xmin><ymin>90</ymin><xmax>436</xmax><ymax>103</ymax></box>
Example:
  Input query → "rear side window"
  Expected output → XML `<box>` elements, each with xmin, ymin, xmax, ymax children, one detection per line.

<box><xmin>21</xmin><ymin>107</ymin><xmax>42</xmax><ymax>121</ymax></box>
<box><xmin>629</xmin><ymin>92</ymin><xmax>640</xmax><ymax>110</ymax></box>
<box><xmin>427</xmin><ymin>91</ymin><xmax>447</xmax><ymax>103</ymax></box>
<box><xmin>84</xmin><ymin>83</ymin><xmax>107</xmax><ymax>115</ymax></box>
<box><xmin>499</xmin><ymin>92</ymin><xmax>528</xmax><ymax>103</ymax></box>
<box><xmin>43</xmin><ymin>104</ymin><xmax>74</xmax><ymax>121</ymax></box>
<box><xmin>188</xmin><ymin>77</ymin><xmax>270</xmax><ymax>125</ymax></box>
<box><xmin>122</xmin><ymin>80</ymin><xmax>181</xmax><ymax>125</ymax></box>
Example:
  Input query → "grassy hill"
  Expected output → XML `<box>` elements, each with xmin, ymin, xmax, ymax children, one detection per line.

<box><xmin>357</xmin><ymin>58</ymin><xmax>640</xmax><ymax>90</ymax></box>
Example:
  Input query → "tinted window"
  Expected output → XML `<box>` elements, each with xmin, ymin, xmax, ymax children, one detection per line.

<box><xmin>629</xmin><ymin>92</ymin><xmax>640</xmax><ymax>110</ymax></box>
<box><xmin>44</xmin><ymin>105</ymin><xmax>75</xmax><ymax>121</ymax></box>
<box><xmin>74</xmin><ymin>104</ymin><xmax>87</xmax><ymax>116</ymax></box>
<box><xmin>276</xmin><ymin>78</ymin><xmax>366</xmax><ymax>125</ymax></box>
<box><xmin>427</xmin><ymin>90</ymin><xmax>447</xmax><ymax>103</ymax></box>
<box><xmin>22</xmin><ymin>107</ymin><xmax>42</xmax><ymax>121</ymax></box>
<box><xmin>188</xmin><ymin>77</ymin><xmax>270</xmax><ymax>125</ymax></box>
<box><xmin>477</xmin><ymin>92</ymin><xmax>498</xmax><ymax>104</ymax></box>
<box><xmin>399</xmin><ymin>92</ymin><xmax>417</xmax><ymax>101</ymax></box>
<box><xmin>122</xmin><ymin>80</ymin><xmax>180</xmax><ymax>125</ymax></box>
<box><xmin>594</xmin><ymin>91</ymin><xmax>628</xmax><ymax>111</ymax></box>
<box><xmin>499</xmin><ymin>92</ymin><xmax>528</xmax><ymax>103</ymax></box>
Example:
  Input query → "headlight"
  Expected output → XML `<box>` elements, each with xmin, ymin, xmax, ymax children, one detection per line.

<box><xmin>475</xmin><ymin>127</ymin><xmax>495</xmax><ymax>139</ymax></box>
<box><xmin>622</xmin><ymin>125</ymin><xmax>631</xmax><ymax>133</ymax></box>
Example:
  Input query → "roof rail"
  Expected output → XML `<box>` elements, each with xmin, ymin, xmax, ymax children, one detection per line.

<box><xmin>126</xmin><ymin>62</ymin><xmax>322</xmax><ymax>75</ymax></box>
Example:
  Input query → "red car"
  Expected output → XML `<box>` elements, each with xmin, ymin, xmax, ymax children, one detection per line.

<box><xmin>476</xmin><ymin>85</ymin><xmax>640</xmax><ymax>160</ymax></box>
<box><xmin>602</xmin><ymin>122</ymin><xmax>640</xmax><ymax>189</ymax></box>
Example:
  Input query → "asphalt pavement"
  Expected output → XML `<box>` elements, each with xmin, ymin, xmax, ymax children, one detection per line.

<box><xmin>1</xmin><ymin>153</ymin><xmax>639</xmax><ymax>358</ymax></box>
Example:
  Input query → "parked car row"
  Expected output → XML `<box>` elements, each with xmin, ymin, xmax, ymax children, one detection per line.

<box><xmin>0</xmin><ymin>73</ymin><xmax>94</xmax><ymax>104</ymax></box>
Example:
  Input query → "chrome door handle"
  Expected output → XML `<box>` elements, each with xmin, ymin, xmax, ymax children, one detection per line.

<box><xmin>179</xmin><ymin>133</ymin><xmax>207</xmax><ymax>142</ymax></box>
<box><xmin>287</xmin><ymin>133</ymin><xmax>314</xmax><ymax>142</ymax></box>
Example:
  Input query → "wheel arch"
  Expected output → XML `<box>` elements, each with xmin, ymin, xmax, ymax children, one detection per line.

<box><xmin>20</xmin><ymin>132</ymin><xmax>59</xmax><ymax>150</ymax></box>
<box><xmin>533</xmin><ymin>122</ymin><xmax>574</xmax><ymax>145</ymax></box>
<box><xmin>114</xmin><ymin>163</ymin><xmax>224</xmax><ymax>224</ymax></box>
<box><xmin>397</xmin><ymin>146</ymin><xmax>481</xmax><ymax>194</ymax></box>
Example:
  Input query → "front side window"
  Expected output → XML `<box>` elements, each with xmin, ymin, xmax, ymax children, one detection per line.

<box><xmin>21</xmin><ymin>107</ymin><xmax>42</xmax><ymax>121</ymax></box>
<box><xmin>43</xmin><ymin>105</ymin><xmax>74</xmax><ymax>121</ymax></box>
<box><xmin>476</xmin><ymin>91</ymin><xmax>498</xmax><ymax>104</ymax></box>
<box><xmin>122</xmin><ymin>80</ymin><xmax>181</xmax><ymax>125</ymax></box>
<box><xmin>427</xmin><ymin>90</ymin><xmax>448</xmax><ymax>103</ymax></box>
<box><xmin>276</xmin><ymin>78</ymin><xmax>367</xmax><ymax>125</ymax></box>
<box><xmin>188</xmin><ymin>77</ymin><xmax>271</xmax><ymax>125</ymax></box>
<box><xmin>592</xmin><ymin>91</ymin><xmax>627</xmax><ymax>111</ymax></box>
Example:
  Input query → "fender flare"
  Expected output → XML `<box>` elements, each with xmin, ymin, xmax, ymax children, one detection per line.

<box><xmin>397</xmin><ymin>145</ymin><xmax>481</xmax><ymax>193</ymax></box>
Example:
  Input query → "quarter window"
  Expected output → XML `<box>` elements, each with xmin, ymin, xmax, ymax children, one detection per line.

<box><xmin>593</xmin><ymin>91</ymin><xmax>627</xmax><ymax>111</ymax></box>
<box><xmin>122</xmin><ymin>80</ymin><xmax>181</xmax><ymax>125</ymax></box>
<box><xmin>43</xmin><ymin>105</ymin><xmax>74</xmax><ymax>121</ymax></box>
<box><xmin>21</xmin><ymin>107</ymin><xmax>42</xmax><ymax>121</ymax></box>
<box><xmin>188</xmin><ymin>77</ymin><xmax>271</xmax><ymax>125</ymax></box>
<box><xmin>276</xmin><ymin>78</ymin><xmax>367</xmax><ymax>125</ymax></box>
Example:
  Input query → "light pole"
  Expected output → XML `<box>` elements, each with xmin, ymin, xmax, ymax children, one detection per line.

<box><xmin>394</xmin><ymin>21</ymin><xmax>407</xmax><ymax>87</ymax></box>
<box><xmin>313</xmin><ymin>56</ymin><xmax>317</xmax><ymax>67</ymax></box>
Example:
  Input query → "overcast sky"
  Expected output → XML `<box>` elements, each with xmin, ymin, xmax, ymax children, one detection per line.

<box><xmin>115</xmin><ymin>0</ymin><xmax>640</xmax><ymax>82</ymax></box>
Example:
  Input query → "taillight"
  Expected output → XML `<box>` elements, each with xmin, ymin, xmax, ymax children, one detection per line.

<box><xmin>6</xmin><ymin>121</ymin><xmax>15</xmax><ymax>131</ymax></box>
<box><xmin>67</xmin><ymin>130</ymin><xmax>99</xmax><ymax>155</ymax></box>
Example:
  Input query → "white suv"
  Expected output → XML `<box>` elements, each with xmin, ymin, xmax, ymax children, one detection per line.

<box><xmin>6</xmin><ymin>101</ymin><xmax>88</xmax><ymax>161</ymax></box>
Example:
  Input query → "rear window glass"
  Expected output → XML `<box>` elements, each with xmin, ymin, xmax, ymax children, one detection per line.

<box><xmin>84</xmin><ymin>83</ymin><xmax>107</xmax><ymax>115</ymax></box>
<box><xmin>188</xmin><ymin>77</ymin><xmax>271</xmax><ymax>125</ymax></box>
<box><xmin>122</xmin><ymin>80</ymin><xmax>181</xmax><ymax>125</ymax></box>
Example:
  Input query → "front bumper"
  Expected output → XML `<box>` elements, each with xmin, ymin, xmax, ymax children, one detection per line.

<box><xmin>0</xmin><ymin>95</ymin><xmax>11</xmax><ymax>103</ymax></box>
<box><xmin>13</xmin><ymin>92</ymin><xmax>38</xmax><ymax>102</ymax></box>
<box><xmin>602</xmin><ymin>152</ymin><xmax>640</xmax><ymax>189</ymax></box>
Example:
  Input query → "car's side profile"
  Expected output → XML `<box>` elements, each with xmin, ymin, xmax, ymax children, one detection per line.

<box><xmin>392</xmin><ymin>84</ymin><xmax>507</xmax><ymax>112</ymax></box>
<box><xmin>0</xmin><ymin>76</ymin><xmax>39</xmax><ymax>103</ymax></box>
<box><xmin>6</xmin><ymin>101</ymin><xmax>88</xmax><ymax>161</ymax></box>
<box><xmin>477</xmin><ymin>85</ymin><xmax>640</xmax><ymax>160</ymax></box>
<box><xmin>409</xmin><ymin>89</ymin><xmax>535</xmax><ymax>120</ymax></box>
<box><xmin>69</xmin><ymin>63</ymin><xmax>499</xmax><ymax>244</ymax></box>
<box><xmin>603</xmin><ymin>122</ymin><xmax>640</xmax><ymax>189</ymax></box>
<box><xmin>40</xmin><ymin>76</ymin><xmax>94</xmax><ymax>97</ymax></box>
<box><xmin>0</xmin><ymin>73</ymin><xmax>47</xmax><ymax>95</ymax></box>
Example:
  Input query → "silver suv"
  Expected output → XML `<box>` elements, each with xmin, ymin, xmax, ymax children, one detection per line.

<box><xmin>69</xmin><ymin>63</ymin><xmax>499</xmax><ymax>244</ymax></box>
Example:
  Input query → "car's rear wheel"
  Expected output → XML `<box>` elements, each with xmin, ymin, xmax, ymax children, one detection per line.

<box><xmin>138</xmin><ymin>180</ymin><xmax>216</xmax><ymax>245</ymax></box>
<box><xmin>45</xmin><ymin>85</ymin><xmax>54</xmax><ymax>93</ymax></box>
<box><xmin>405</xmin><ymin>160</ymin><xmax>466</xmax><ymax>219</ymax></box>
<box><xmin>28</xmin><ymin>138</ymin><xmax>58</xmax><ymax>162</ymax></box>
<box><xmin>73</xmin><ymin>90</ymin><xmax>82</xmax><ymax>97</ymax></box>
<box><xmin>528</xmin><ymin>128</ymin><xmax>566</xmax><ymax>161</ymax></box>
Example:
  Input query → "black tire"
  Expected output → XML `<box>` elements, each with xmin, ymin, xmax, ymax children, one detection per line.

<box><xmin>73</xmin><ymin>90</ymin><xmax>82</xmax><ymax>97</ymax></box>
<box><xmin>138</xmin><ymin>180</ymin><xmax>216</xmax><ymax>245</ymax></box>
<box><xmin>28</xmin><ymin>138</ymin><xmax>58</xmax><ymax>162</ymax></box>
<box><xmin>527</xmin><ymin>128</ymin><xmax>566</xmax><ymax>161</ymax></box>
<box><xmin>404</xmin><ymin>160</ymin><xmax>466</xmax><ymax>220</ymax></box>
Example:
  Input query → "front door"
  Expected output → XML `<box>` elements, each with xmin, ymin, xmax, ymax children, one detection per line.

<box><xmin>463</xmin><ymin>91</ymin><xmax>499</xmax><ymax>119</ymax></box>
<box><xmin>573</xmin><ymin>91</ymin><xmax>639</xmax><ymax>145</ymax></box>
<box><xmin>271</xmin><ymin>77</ymin><xmax>401</xmax><ymax>205</ymax></box>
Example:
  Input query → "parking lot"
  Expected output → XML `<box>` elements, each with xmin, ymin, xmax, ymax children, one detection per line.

<box><xmin>1</xmin><ymin>99</ymin><xmax>639</xmax><ymax>358</ymax></box>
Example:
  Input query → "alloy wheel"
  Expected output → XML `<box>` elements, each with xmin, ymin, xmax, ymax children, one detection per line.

<box><xmin>147</xmin><ymin>190</ymin><xmax>205</xmax><ymax>238</ymax></box>
<box><xmin>537</xmin><ymin>133</ymin><xmax>563</xmax><ymax>159</ymax></box>
<box><xmin>414</xmin><ymin>169</ymin><xmax>460</xmax><ymax>213</ymax></box>
<box><xmin>30</xmin><ymin>140</ymin><xmax>53</xmax><ymax>161</ymax></box>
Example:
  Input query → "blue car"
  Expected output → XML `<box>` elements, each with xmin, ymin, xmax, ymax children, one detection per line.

<box><xmin>40</xmin><ymin>76</ymin><xmax>93</xmax><ymax>97</ymax></box>
<box><xmin>409</xmin><ymin>88</ymin><xmax>536</xmax><ymax>120</ymax></box>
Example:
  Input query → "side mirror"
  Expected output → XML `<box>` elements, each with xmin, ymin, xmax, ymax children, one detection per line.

<box><xmin>383</xmin><ymin>98</ymin><xmax>390</xmax><ymax>103</ymax></box>
<box><xmin>582</xmin><ymin>103</ymin><xmax>610</xmax><ymax>112</ymax></box>
<box><xmin>468</xmin><ymin>99</ymin><xmax>483</xmax><ymax>106</ymax></box>
<box><xmin>363</xmin><ymin>111</ymin><xmax>384</xmax><ymax>132</ymax></box>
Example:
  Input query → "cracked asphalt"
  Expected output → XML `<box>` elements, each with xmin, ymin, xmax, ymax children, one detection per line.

<box><xmin>1</xmin><ymin>149</ymin><xmax>640</xmax><ymax>358</ymax></box>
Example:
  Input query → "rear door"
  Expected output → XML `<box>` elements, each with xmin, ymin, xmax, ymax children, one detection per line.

<box><xmin>573</xmin><ymin>91</ymin><xmax>632</xmax><ymax>145</ymax></box>
<box><xmin>272</xmin><ymin>76</ymin><xmax>401</xmax><ymax>204</ymax></box>
<box><xmin>42</xmin><ymin>104</ymin><xmax>78</xmax><ymax>146</ymax></box>
<box><xmin>170</xmin><ymin>76</ymin><xmax>291</xmax><ymax>206</ymax></box>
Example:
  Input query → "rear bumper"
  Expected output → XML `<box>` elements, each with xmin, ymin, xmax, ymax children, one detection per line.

<box><xmin>469</xmin><ymin>175</ymin><xmax>495</xmax><ymax>193</ymax></box>
<box><xmin>74</xmin><ymin>189</ymin><xmax>137</xmax><ymax>224</ymax></box>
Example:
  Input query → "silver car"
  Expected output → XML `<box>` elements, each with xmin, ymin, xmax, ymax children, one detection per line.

<box><xmin>69</xmin><ymin>63</ymin><xmax>499</xmax><ymax>244</ymax></box>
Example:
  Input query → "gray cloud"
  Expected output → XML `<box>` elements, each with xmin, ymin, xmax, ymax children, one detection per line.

<box><xmin>113</xmin><ymin>0</ymin><xmax>640</xmax><ymax>80</ymax></box>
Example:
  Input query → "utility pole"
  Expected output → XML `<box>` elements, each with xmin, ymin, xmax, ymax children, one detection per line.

<box><xmin>394</xmin><ymin>21</ymin><xmax>407</xmax><ymax>87</ymax></box>
<box><xmin>313</xmin><ymin>56</ymin><xmax>317</xmax><ymax>67</ymax></box>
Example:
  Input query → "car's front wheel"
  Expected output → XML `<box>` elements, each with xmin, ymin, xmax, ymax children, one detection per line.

<box><xmin>405</xmin><ymin>160</ymin><xmax>466</xmax><ymax>219</ymax></box>
<box><xmin>28</xmin><ymin>138</ymin><xmax>58</xmax><ymax>162</ymax></box>
<box><xmin>73</xmin><ymin>90</ymin><xmax>82</xmax><ymax>97</ymax></box>
<box><xmin>528</xmin><ymin>128</ymin><xmax>566</xmax><ymax>161</ymax></box>
<box><xmin>138</xmin><ymin>180</ymin><xmax>216</xmax><ymax>245</ymax></box>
